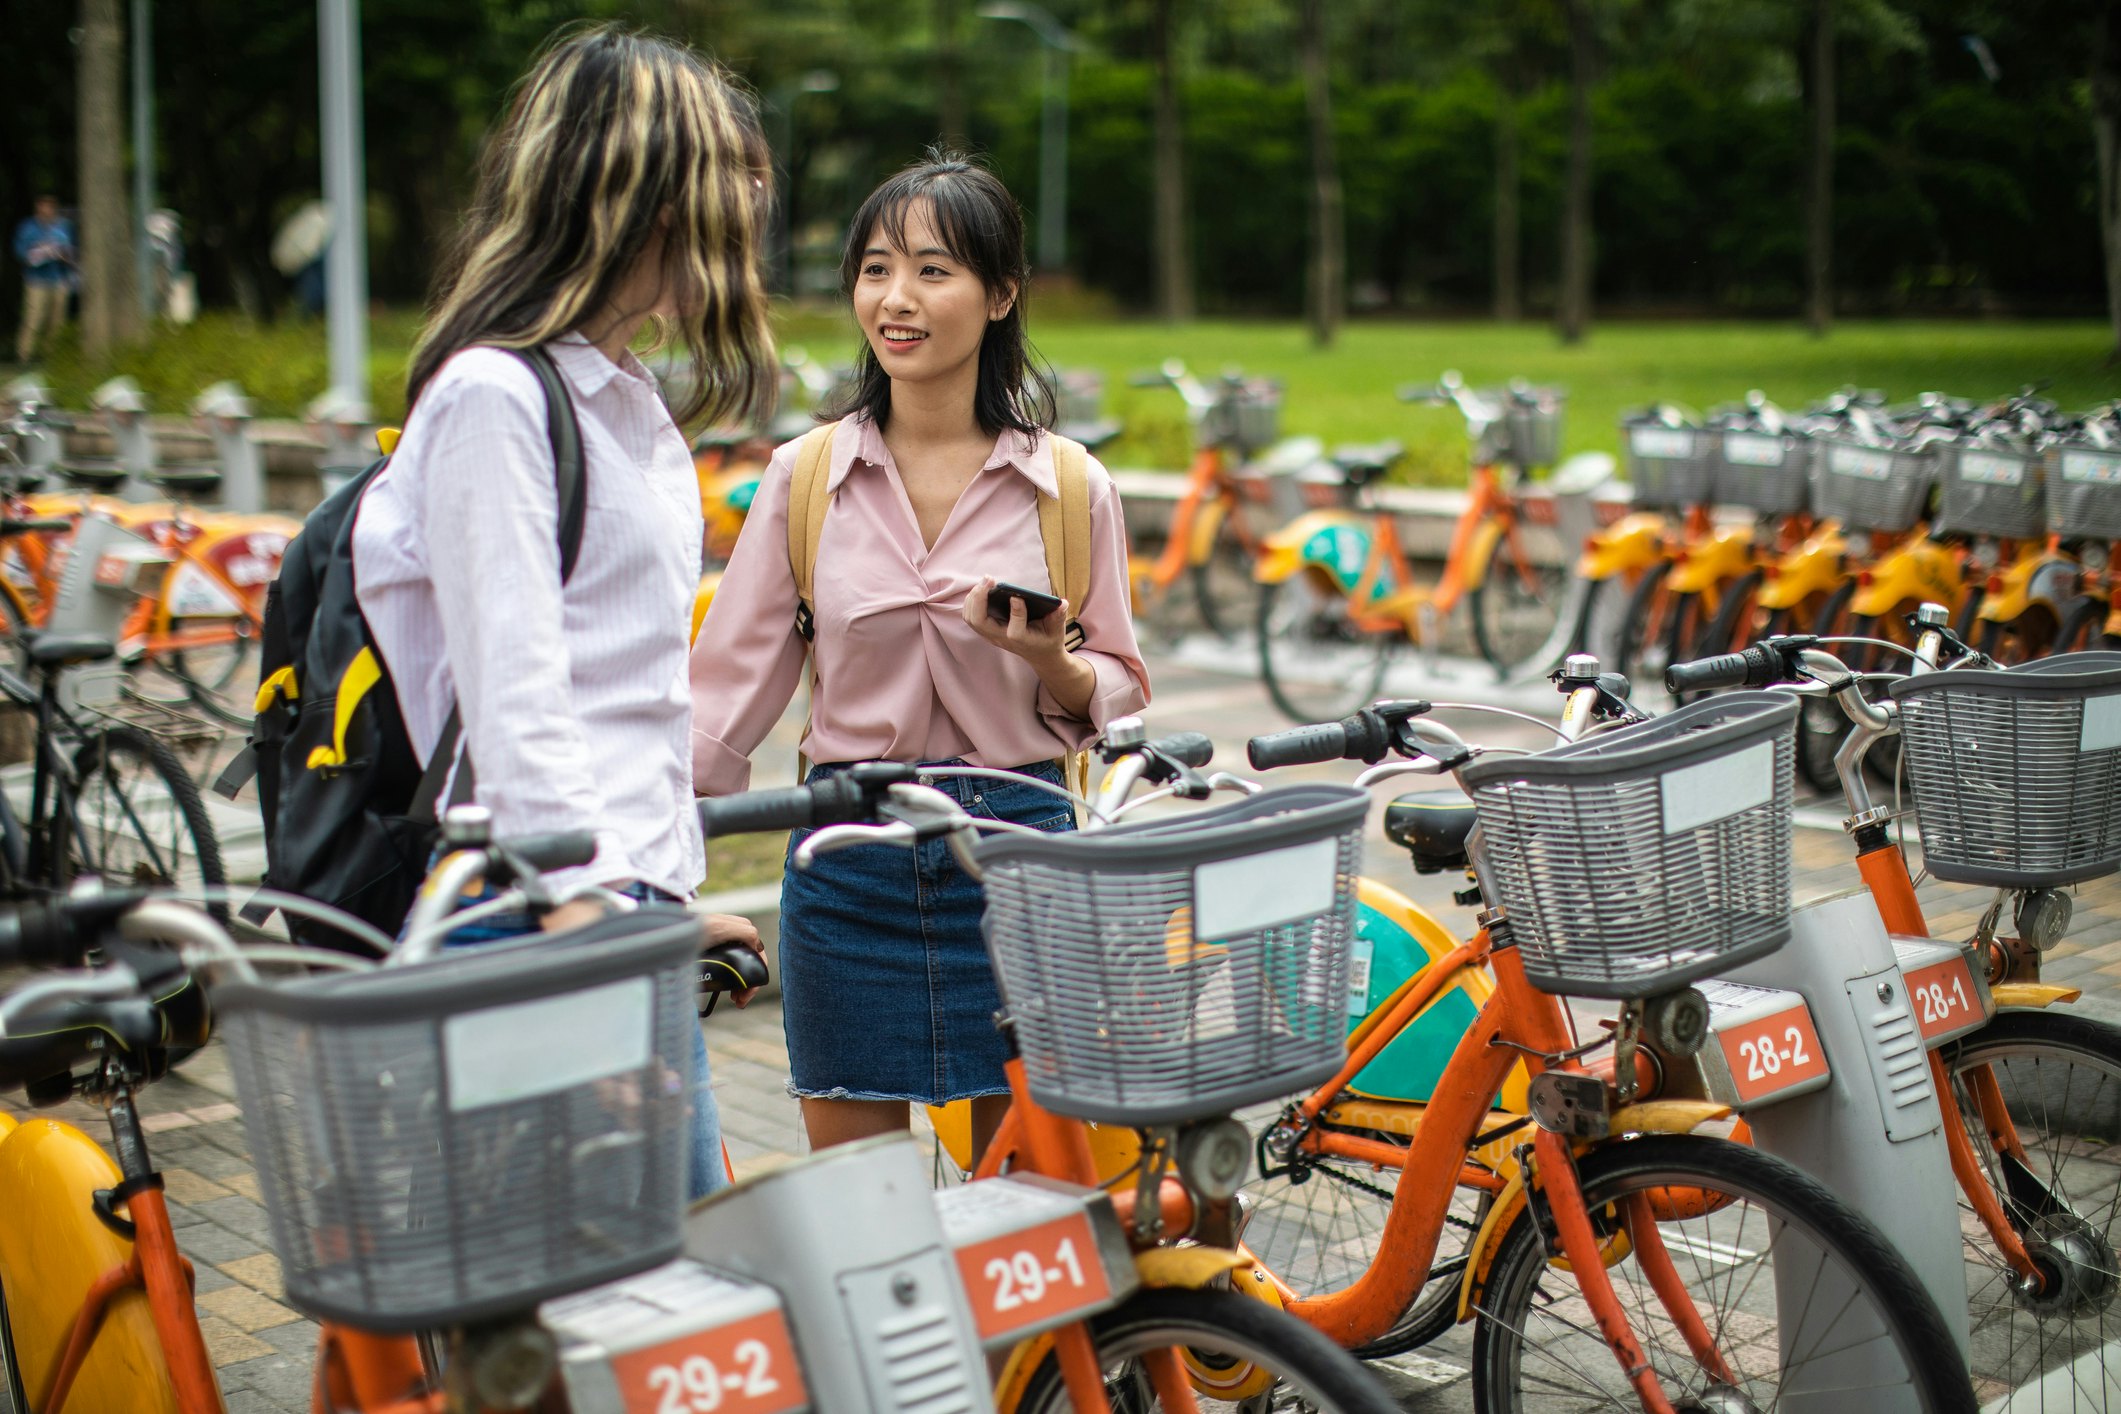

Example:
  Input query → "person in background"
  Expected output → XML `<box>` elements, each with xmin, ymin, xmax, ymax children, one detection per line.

<box><xmin>353</xmin><ymin>23</ymin><xmax>778</xmax><ymax>1200</ymax></box>
<box><xmin>691</xmin><ymin>151</ymin><xmax>1148</xmax><ymax>1158</ymax></box>
<box><xmin>13</xmin><ymin>196</ymin><xmax>75</xmax><ymax>364</ymax></box>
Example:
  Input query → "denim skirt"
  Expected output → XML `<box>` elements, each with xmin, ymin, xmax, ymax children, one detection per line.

<box><xmin>779</xmin><ymin>758</ymin><xmax>1074</xmax><ymax>1103</ymax></box>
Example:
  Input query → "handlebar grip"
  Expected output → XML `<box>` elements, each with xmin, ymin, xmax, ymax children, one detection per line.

<box><xmin>1149</xmin><ymin>731</ymin><xmax>1214</xmax><ymax>769</ymax></box>
<box><xmin>505</xmin><ymin>831</ymin><xmax>599</xmax><ymax>872</ymax></box>
<box><xmin>1664</xmin><ymin>652</ymin><xmax>1754</xmax><ymax>695</ymax></box>
<box><xmin>1248</xmin><ymin>722</ymin><xmax>1348</xmax><ymax>771</ymax></box>
<box><xmin>698</xmin><ymin>786</ymin><xmax>824</xmax><ymax>838</ymax></box>
<box><xmin>0</xmin><ymin>890</ymin><xmax>148</xmax><ymax>967</ymax></box>
<box><xmin>697</xmin><ymin>941</ymin><xmax>770</xmax><ymax>995</ymax></box>
<box><xmin>0</xmin><ymin>519</ymin><xmax>73</xmax><ymax>537</ymax></box>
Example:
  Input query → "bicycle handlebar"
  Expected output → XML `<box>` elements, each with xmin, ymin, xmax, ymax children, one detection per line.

<box><xmin>1665</xmin><ymin>645</ymin><xmax>1785</xmax><ymax>695</ymax></box>
<box><xmin>0</xmin><ymin>888</ymin><xmax>151</xmax><ymax>968</ymax></box>
<box><xmin>1248</xmin><ymin>708</ymin><xmax>1407</xmax><ymax>770</ymax></box>
<box><xmin>696</xmin><ymin>762</ymin><xmax>919</xmax><ymax>839</ymax></box>
<box><xmin>1146</xmin><ymin>730</ymin><xmax>1214</xmax><ymax>770</ymax></box>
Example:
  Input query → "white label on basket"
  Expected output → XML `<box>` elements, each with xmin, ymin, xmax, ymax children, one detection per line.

<box><xmin>1346</xmin><ymin>933</ymin><xmax>1374</xmax><ymax>1017</ymax></box>
<box><xmin>2064</xmin><ymin>451</ymin><xmax>2121</xmax><ymax>485</ymax></box>
<box><xmin>1193</xmin><ymin>837</ymin><xmax>1338</xmax><ymax>941</ymax></box>
<box><xmin>443</xmin><ymin>976</ymin><xmax>652</xmax><ymax>1111</ymax></box>
<box><xmin>1660</xmin><ymin>740</ymin><xmax>1774</xmax><ymax>835</ymax></box>
<box><xmin>1722</xmin><ymin>433</ymin><xmax>1785</xmax><ymax>468</ymax></box>
<box><xmin>1829</xmin><ymin>446</ymin><xmax>1894</xmax><ymax>481</ymax></box>
<box><xmin>2083</xmin><ymin>694</ymin><xmax>2121</xmax><ymax>752</ymax></box>
<box><xmin>1957</xmin><ymin>451</ymin><xmax>2023</xmax><ymax>486</ymax></box>
<box><xmin>1630</xmin><ymin>427</ymin><xmax>1693</xmax><ymax>460</ymax></box>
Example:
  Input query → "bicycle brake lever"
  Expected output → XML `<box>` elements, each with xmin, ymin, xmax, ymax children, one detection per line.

<box><xmin>794</xmin><ymin>821</ymin><xmax>918</xmax><ymax>870</ymax></box>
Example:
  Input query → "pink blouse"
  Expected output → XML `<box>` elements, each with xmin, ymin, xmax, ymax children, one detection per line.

<box><xmin>690</xmin><ymin>413</ymin><xmax>1149</xmax><ymax>796</ymax></box>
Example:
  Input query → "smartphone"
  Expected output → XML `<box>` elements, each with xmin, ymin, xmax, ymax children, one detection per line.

<box><xmin>986</xmin><ymin>580</ymin><xmax>1064</xmax><ymax>624</ymax></box>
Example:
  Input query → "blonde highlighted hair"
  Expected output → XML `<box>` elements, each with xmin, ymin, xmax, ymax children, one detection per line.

<box><xmin>408</xmin><ymin>23</ymin><xmax>776</xmax><ymax>429</ymax></box>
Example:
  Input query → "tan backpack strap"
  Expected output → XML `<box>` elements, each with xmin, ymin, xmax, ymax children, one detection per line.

<box><xmin>786</xmin><ymin>422</ymin><xmax>838</xmax><ymax>637</ymax></box>
<box><xmin>1040</xmin><ymin>433</ymin><xmax>1094</xmax><ymax>650</ymax></box>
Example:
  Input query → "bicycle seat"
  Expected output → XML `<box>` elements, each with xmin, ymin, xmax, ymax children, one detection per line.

<box><xmin>1331</xmin><ymin>441</ymin><xmax>1404</xmax><ymax>485</ymax></box>
<box><xmin>1384</xmin><ymin>790</ymin><xmax>1478</xmax><ymax>874</ymax></box>
<box><xmin>22</xmin><ymin>633</ymin><xmax>116</xmax><ymax>668</ymax></box>
<box><xmin>56</xmin><ymin>461</ymin><xmax>129</xmax><ymax>494</ymax></box>
<box><xmin>147</xmin><ymin>463</ymin><xmax>222</xmax><ymax>498</ymax></box>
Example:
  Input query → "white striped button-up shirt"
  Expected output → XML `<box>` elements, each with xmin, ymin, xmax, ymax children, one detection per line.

<box><xmin>352</xmin><ymin>332</ymin><xmax>706</xmax><ymax>897</ymax></box>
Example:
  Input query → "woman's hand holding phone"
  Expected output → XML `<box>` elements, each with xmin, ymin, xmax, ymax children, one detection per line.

<box><xmin>962</xmin><ymin>575</ymin><xmax>1097</xmax><ymax>718</ymax></box>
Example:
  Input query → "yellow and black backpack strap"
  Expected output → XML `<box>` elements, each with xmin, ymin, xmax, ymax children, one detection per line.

<box><xmin>786</xmin><ymin>421</ymin><xmax>840</xmax><ymax>641</ymax></box>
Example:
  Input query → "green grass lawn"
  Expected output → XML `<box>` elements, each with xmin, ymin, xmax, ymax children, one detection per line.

<box><xmin>41</xmin><ymin>311</ymin><xmax>2121</xmax><ymax>487</ymax></box>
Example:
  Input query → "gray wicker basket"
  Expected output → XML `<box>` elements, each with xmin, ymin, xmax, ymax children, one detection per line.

<box><xmin>1811</xmin><ymin>435</ymin><xmax>1936</xmax><ymax>533</ymax></box>
<box><xmin>1708</xmin><ymin>430</ymin><xmax>1811</xmax><ymax>516</ymax></box>
<box><xmin>1505</xmin><ymin>400</ymin><xmax>1565</xmax><ymax>469</ymax></box>
<box><xmin>974</xmin><ymin>785</ymin><xmax>1367</xmax><ymax>1125</ymax></box>
<box><xmin>1622</xmin><ymin>423</ymin><xmax>1713</xmax><ymax>510</ymax></box>
<box><xmin>1889</xmin><ymin>653</ymin><xmax>2121</xmax><ymax>887</ymax></box>
<box><xmin>1203</xmin><ymin>380</ymin><xmax>1283</xmax><ymax>455</ymax></box>
<box><xmin>215</xmin><ymin>913</ymin><xmax>698</xmax><ymax>1330</ymax></box>
<box><xmin>1933</xmin><ymin>439</ymin><xmax>2046</xmax><ymax>541</ymax></box>
<box><xmin>2046</xmin><ymin>441</ymin><xmax>2121</xmax><ymax>541</ymax></box>
<box><xmin>1461</xmin><ymin>695</ymin><xmax>1797</xmax><ymax>999</ymax></box>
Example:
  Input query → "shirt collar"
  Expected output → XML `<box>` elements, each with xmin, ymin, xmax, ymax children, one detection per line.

<box><xmin>827</xmin><ymin>411</ymin><xmax>1056</xmax><ymax>498</ymax></box>
<box><xmin>549</xmin><ymin>330</ymin><xmax>653</xmax><ymax>400</ymax></box>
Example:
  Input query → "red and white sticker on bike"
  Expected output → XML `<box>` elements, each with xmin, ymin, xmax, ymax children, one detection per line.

<box><xmin>954</xmin><ymin>1211</ymin><xmax>1110</xmax><ymax>1341</ymax></box>
<box><xmin>609</xmin><ymin>1310</ymin><xmax>807</xmax><ymax>1414</ymax></box>
<box><xmin>1697</xmin><ymin>979</ymin><xmax>1831</xmax><ymax>1107</ymax></box>
<box><xmin>1893</xmin><ymin>938</ymin><xmax>1993</xmax><ymax>1046</ymax></box>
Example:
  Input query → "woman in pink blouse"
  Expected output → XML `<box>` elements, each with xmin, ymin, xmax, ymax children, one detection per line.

<box><xmin>691</xmin><ymin>152</ymin><xmax>1147</xmax><ymax>1154</ymax></box>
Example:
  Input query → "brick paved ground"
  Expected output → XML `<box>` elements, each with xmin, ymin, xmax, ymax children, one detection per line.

<box><xmin>6</xmin><ymin>644</ymin><xmax>2120</xmax><ymax>1409</ymax></box>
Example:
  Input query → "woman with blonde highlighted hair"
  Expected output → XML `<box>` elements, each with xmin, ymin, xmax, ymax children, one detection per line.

<box><xmin>355</xmin><ymin>23</ymin><xmax>777</xmax><ymax>1199</ymax></box>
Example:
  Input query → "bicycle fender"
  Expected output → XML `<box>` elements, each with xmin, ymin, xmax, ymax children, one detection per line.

<box><xmin>691</xmin><ymin>570</ymin><xmax>721</xmax><ymax>644</ymax></box>
<box><xmin>1991</xmin><ymin>982</ymin><xmax>2084</xmax><ymax>1009</ymax></box>
<box><xmin>1253</xmin><ymin>510</ymin><xmax>1370</xmax><ymax>588</ymax></box>
<box><xmin>1851</xmin><ymin>535</ymin><xmax>1961</xmax><ymax>619</ymax></box>
<box><xmin>1575</xmin><ymin>512</ymin><xmax>1668</xmax><ymax>580</ymax></box>
<box><xmin>1976</xmin><ymin>548</ymin><xmax>2076</xmax><ymax>625</ymax></box>
<box><xmin>991</xmin><ymin>1330</ymin><xmax>1056</xmax><ymax>1413</ymax></box>
<box><xmin>1187</xmin><ymin>494</ymin><xmax>1231</xmax><ymax>564</ymax></box>
<box><xmin>1665</xmin><ymin>525</ymin><xmax>1755</xmax><ymax>596</ymax></box>
<box><xmin>1133</xmin><ymin>1246</ymin><xmax>1251</xmax><ymax>1290</ymax></box>
<box><xmin>1753</xmin><ymin>529</ymin><xmax>1846</xmax><ymax>611</ymax></box>
<box><xmin>0</xmin><ymin>1118</ymin><xmax>181</xmax><ymax>1414</ymax></box>
<box><xmin>1457</xmin><ymin>516</ymin><xmax>1508</xmax><ymax>593</ymax></box>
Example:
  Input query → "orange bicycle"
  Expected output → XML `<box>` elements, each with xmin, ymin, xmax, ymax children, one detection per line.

<box><xmin>1254</xmin><ymin>373</ymin><xmax>1568</xmax><ymax>721</ymax></box>
<box><xmin>771</xmin><ymin>720</ymin><xmax>1972</xmax><ymax>1411</ymax></box>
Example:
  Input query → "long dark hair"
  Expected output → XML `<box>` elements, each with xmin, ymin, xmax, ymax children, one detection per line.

<box><xmin>822</xmin><ymin>149</ymin><xmax>1056</xmax><ymax>437</ymax></box>
<box><xmin>407</xmin><ymin>23</ymin><xmax>777</xmax><ymax>430</ymax></box>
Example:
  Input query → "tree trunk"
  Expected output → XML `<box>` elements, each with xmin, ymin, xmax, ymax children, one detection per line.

<box><xmin>1150</xmin><ymin>0</ymin><xmax>1193</xmax><ymax>321</ymax></box>
<box><xmin>1805</xmin><ymin>0</ymin><xmax>1836</xmax><ymax>338</ymax></box>
<box><xmin>1493</xmin><ymin>87</ymin><xmax>1522</xmax><ymax>322</ymax></box>
<box><xmin>1300</xmin><ymin>0</ymin><xmax>1342</xmax><ymax>348</ymax></box>
<box><xmin>936</xmin><ymin>0</ymin><xmax>966</xmax><ymax>149</ymax></box>
<box><xmin>1556</xmin><ymin>0</ymin><xmax>1594</xmax><ymax>345</ymax></box>
<box><xmin>77</xmin><ymin>0</ymin><xmax>139</xmax><ymax>356</ymax></box>
<box><xmin>2096</xmin><ymin>7</ymin><xmax>2121</xmax><ymax>362</ymax></box>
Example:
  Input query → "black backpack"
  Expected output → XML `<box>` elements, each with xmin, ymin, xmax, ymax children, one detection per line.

<box><xmin>222</xmin><ymin>345</ymin><xmax>586</xmax><ymax>944</ymax></box>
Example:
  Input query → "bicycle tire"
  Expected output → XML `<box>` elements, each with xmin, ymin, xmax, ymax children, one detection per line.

<box><xmin>1013</xmin><ymin>1287</ymin><xmax>1402</xmax><ymax>1414</ymax></box>
<box><xmin>1256</xmin><ymin>577</ymin><xmax>1391</xmax><ymax>725</ymax></box>
<box><xmin>1470</xmin><ymin>1134</ymin><xmax>1973</xmax><ymax>1414</ymax></box>
<box><xmin>1612</xmin><ymin>561</ymin><xmax>1671</xmax><ymax>689</ymax></box>
<box><xmin>1240</xmin><ymin>1121</ymin><xmax>1480</xmax><ymax>1359</ymax></box>
<box><xmin>68</xmin><ymin>726</ymin><xmax>228</xmax><ymax>921</ymax></box>
<box><xmin>0</xmin><ymin>1263</ymin><xmax>25</xmax><ymax>1414</ymax></box>
<box><xmin>1691</xmin><ymin>567</ymin><xmax>1765</xmax><ymax>666</ymax></box>
<box><xmin>1939</xmin><ymin>1009</ymin><xmax>2121</xmax><ymax>1403</ymax></box>
<box><xmin>1566</xmin><ymin>573</ymin><xmax>1627</xmax><ymax>668</ymax></box>
<box><xmin>1797</xmin><ymin>583</ymin><xmax>1860</xmax><ymax>791</ymax></box>
<box><xmin>1192</xmin><ymin>548</ymin><xmax>1244</xmax><ymax>644</ymax></box>
<box><xmin>2053</xmin><ymin>594</ymin><xmax>2106</xmax><ymax>655</ymax></box>
<box><xmin>1469</xmin><ymin>532</ymin><xmax>1566</xmax><ymax>680</ymax></box>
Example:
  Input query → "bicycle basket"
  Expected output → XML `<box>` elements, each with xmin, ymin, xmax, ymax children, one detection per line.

<box><xmin>1932</xmin><ymin>439</ymin><xmax>2045</xmax><ymax>541</ymax></box>
<box><xmin>1504</xmin><ymin>398</ymin><xmax>1565</xmax><ymax>469</ymax></box>
<box><xmin>215</xmin><ymin>912</ymin><xmax>697</xmax><ymax>1330</ymax></box>
<box><xmin>1621</xmin><ymin>423</ymin><xmax>1713</xmax><ymax>511</ymax></box>
<box><xmin>2045</xmin><ymin>440</ymin><xmax>2121</xmax><ymax>541</ymax></box>
<box><xmin>1889</xmin><ymin>653</ymin><xmax>2121</xmax><ymax>887</ymax></box>
<box><xmin>1708</xmin><ymin>430</ymin><xmax>1810</xmax><ymax>516</ymax></box>
<box><xmin>1461</xmin><ymin>695</ymin><xmax>1797</xmax><ymax>999</ymax></box>
<box><xmin>1810</xmin><ymin>435</ymin><xmax>1936</xmax><ymax>533</ymax></box>
<box><xmin>1204</xmin><ymin>379</ymin><xmax>1283</xmax><ymax>455</ymax></box>
<box><xmin>974</xmin><ymin>784</ymin><xmax>1367</xmax><ymax>1125</ymax></box>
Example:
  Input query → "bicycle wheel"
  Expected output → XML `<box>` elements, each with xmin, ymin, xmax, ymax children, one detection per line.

<box><xmin>1257</xmin><ymin>576</ymin><xmax>1391</xmax><ymax>724</ymax></box>
<box><xmin>1940</xmin><ymin>1010</ymin><xmax>2121</xmax><ymax>1405</ymax></box>
<box><xmin>67</xmin><ymin>726</ymin><xmax>227</xmax><ymax>919</ymax></box>
<box><xmin>1471</xmin><ymin>1134</ymin><xmax>1973</xmax><ymax>1414</ymax></box>
<box><xmin>1013</xmin><ymin>1287</ymin><xmax>1402</xmax><ymax>1414</ymax></box>
<box><xmin>1691</xmin><ymin>568</ymin><xmax>1766</xmax><ymax>665</ymax></box>
<box><xmin>1469</xmin><ymin>532</ymin><xmax>1566</xmax><ymax>680</ymax></box>
<box><xmin>2053</xmin><ymin>594</ymin><xmax>2107</xmax><ymax>655</ymax></box>
<box><xmin>134</xmin><ymin>620</ymin><xmax>256</xmax><ymax>728</ymax></box>
<box><xmin>1567</xmin><ymin>574</ymin><xmax>1630</xmax><ymax>670</ymax></box>
<box><xmin>1240</xmin><ymin>1115</ymin><xmax>1484</xmax><ymax>1358</ymax></box>
<box><xmin>1612</xmin><ymin>562</ymin><xmax>1672</xmax><ymax>690</ymax></box>
<box><xmin>0</xmin><ymin>1266</ymin><xmax>25</xmax><ymax>1414</ymax></box>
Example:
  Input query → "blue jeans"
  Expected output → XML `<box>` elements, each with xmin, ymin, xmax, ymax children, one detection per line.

<box><xmin>428</xmin><ymin>881</ymin><xmax>726</xmax><ymax>1202</ymax></box>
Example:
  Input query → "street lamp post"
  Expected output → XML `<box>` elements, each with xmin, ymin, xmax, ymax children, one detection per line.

<box><xmin>770</xmin><ymin>69</ymin><xmax>839</xmax><ymax>297</ymax></box>
<box><xmin>318</xmin><ymin>0</ymin><xmax>369</xmax><ymax>406</ymax></box>
<box><xmin>976</xmin><ymin>2</ymin><xmax>1077</xmax><ymax>274</ymax></box>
